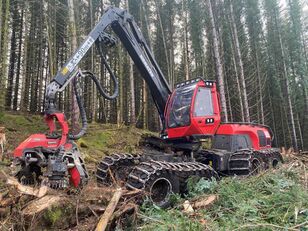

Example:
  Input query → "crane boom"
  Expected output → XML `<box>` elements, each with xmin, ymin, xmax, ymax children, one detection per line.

<box><xmin>45</xmin><ymin>7</ymin><xmax>171</xmax><ymax>127</ymax></box>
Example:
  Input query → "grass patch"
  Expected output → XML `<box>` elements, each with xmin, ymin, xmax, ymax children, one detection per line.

<box><xmin>0</xmin><ymin>112</ymin><xmax>47</xmax><ymax>150</ymax></box>
<box><xmin>139</xmin><ymin>204</ymin><xmax>204</xmax><ymax>231</ymax></box>
<box><xmin>205</xmin><ymin>170</ymin><xmax>308</xmax><ymax>230</ymax></box>
<box><xmin>78</xmin><ymin>123</ymin><xmax>153</xmax><ymax>163</ymax></box>
<box><xmin>139</xmin><ymin>167</ymin><xmax>308</xmax><ymax>231</ymax></box>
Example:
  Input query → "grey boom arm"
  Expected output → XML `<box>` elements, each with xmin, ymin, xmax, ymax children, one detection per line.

<box><xmin>45</xmin><ymin>6</ymin><xmax>171</xmax><ymax>127</ymax></box>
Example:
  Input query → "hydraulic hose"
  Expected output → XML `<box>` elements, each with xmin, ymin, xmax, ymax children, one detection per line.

<box><xmin>69</xmin><ymin>67</ymin><xmax>119</xmax><ymax>139</ymax></box>
<box><xmin>68</xmin><ymin>76</ymin><xmax>88</xmax><ymax>140</ymax></box>
<box><xmin>82</xmin><ymin>70</ymin><xmax>118</xmax><ymax>100</ymax></box>
<box><xmin>68</xmin><ymin>48</ymin><xmax>119</xmax><ymax>139</ymax></box>
<box><xmin>92</xmin><ymin>41</ymin><xmax>119</xmax><ymax>100</ymax></box>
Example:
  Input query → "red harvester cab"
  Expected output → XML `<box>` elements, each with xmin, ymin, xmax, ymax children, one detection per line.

<box><xmin>165</xmin><ymin>78</ymin><xmax>221</xmax><ymax>140</ymax></box>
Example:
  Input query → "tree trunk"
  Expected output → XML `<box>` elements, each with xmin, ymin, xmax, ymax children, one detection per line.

<box><xmin>117</xmin><ymin>46</ymin><xmax>123</xmax><ymax>127</ymax></box>
<box><xmin>141</xmin><ymin>0</ymin><xmax>151</xmax><ymax>129</ymax></box>
<box><xmin>296</xmin><ymin>114</ymin><xmax>303</xmax><ymax>151</ymax></box>
<box><xmin>13</xmin><ymin>7</ymin><xmax>24</xmax><ymax>110</ymax></box>
<box><xmin>45</xmin><ymin>1</ymin><xmax>56</xmax><ymax>77</ymax></box>
<box><xmin>274</xmin><ymin>7</ymin><xmax>298</xmax><ymax>151</ymax></box>
<box><xmin>129</xmin><ymin>58</ymin><xmax>136</xmax><ymax>125</ymax></box>
<box><xmin>68</xmin><ymin>0</ymin><xmax>80</xmax><ymax>133</ymax></box>
<box><xmin>230</xmin><ymin>3</ymin><xmax>250</xmax><ymax>122</ymax></box>
<box><xmin>20</xmin><ymin>0</ymin><xmax>30</xmax><ymax>112</ymax></box>
<box><xmin>126</xmin><ymin>0</ymin><xmax>136</xmax><ymax>125</ymax></box>
<box><xmin>154</xmin><ymin>0</ymin><xmax>170</xmax><ymax>82</ymax></box>
<box><xmin>0</xmin><ymin>0</ymin><xmax>10</xmax><ymax>113</ymax></box>
<box><xmin>6</xmin><ymin>0</ymin><xmax>18</xmax><ymax>110</ymax></box>
<box><xmin>0</xmin><ymin>0</ymin><xmax>3</xmax><ymax>50</ymax></box>
<box><xmin>89</xmin><ymin>0</ymin><xmax>97</xmax><ymax>122</ymax></box>
<box><xmin>230</xmin><ymin>38</ymin><xmax>244</xmax><ymax>122</ymax></box>
<box><xmin>207</xmin><ymin>0</ymin><xmax>228</xmax><ymax>122</ymax></box>
<box><xmin>255</xmin><ymin>49</ymin><xmax>264</xmax><ymax>124</ymax></box>
<box><xmin>182</xmin><ymin>0</ymin><xmax>190</xmax><ymax>80</ymax></box>
<box><xmin>268</xmin><ymin>87</ymin><xmax>278</xmax><ymax>147</ymax></box>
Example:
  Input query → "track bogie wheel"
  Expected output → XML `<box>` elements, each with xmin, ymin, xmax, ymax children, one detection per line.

<box><xmin>146</xmin><ymin>171</ymin><xmax>180</xmax><ymax>208</ymax></box>
<box><xmin>272</xmin><ymin>158</ymin><xmax>279</xmax><ymax>168</ymax></box>
<box><xmin>251</xmin><ymin>158</ymin><xmax>262</xmax><ymax>175</ymax></box>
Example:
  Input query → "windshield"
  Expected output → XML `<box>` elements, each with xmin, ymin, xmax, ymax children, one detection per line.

<box><xmin>168</xmin><ymin>84</ymin><xmax>195</xmax><ymax>128</ymax></box>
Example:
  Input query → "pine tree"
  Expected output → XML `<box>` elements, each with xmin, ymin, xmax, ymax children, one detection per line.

<box><xmin>264</xmin><ymin>0</ymin><xmax>298</xmax><ymax>150</ymax></box>
<box><xmin>206</xmin><ymin>0</ymin><xmax>228</xmax><ymax>122</ymax></box>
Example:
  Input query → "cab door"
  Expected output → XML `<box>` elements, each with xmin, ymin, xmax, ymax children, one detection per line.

<box><xmin>191</xmin><ymin>86</ymin><xmax>220</xmax><ymax>136</ymax></box>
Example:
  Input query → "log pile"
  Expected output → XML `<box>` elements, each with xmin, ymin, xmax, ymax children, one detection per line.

<box><xmin>0</xmin><ymin>172</ymin><xmax>143</xmax><ymax>231</ymax></box>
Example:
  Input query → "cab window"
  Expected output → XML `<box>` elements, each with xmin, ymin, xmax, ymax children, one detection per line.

<box><xmin>233</xmin><ymin>135</ymin><xmax>252</xmax><ymax>151</ymax></box>
<box><xmin>193</xmin><ymin>87</ymin><xmax>214</xmax><ymax>117</ymax></box>
<box><xmin>257</xmin><ymin>130</ymin><xmax>266</xmax><ymax>147</ymax></box>
<box><xmin>168</xmin><ymin>84</ymin><xmax>195</xmax><ymax>128</ymax></box>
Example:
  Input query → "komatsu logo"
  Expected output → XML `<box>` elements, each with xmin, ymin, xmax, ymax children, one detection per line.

<box><xmin>140</xmin><ymin>55</ymin><xmax>154</xmax><ymax>78</ymax></box>
<box><xmin>65</xmin><ymin>36</ymin><xmax>95</xmax><ymax>73</ymax></box>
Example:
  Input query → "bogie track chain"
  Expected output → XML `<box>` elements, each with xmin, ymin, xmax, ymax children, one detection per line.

<box><xmin>126</xmin><ymin>160</ymin><xmax>218</xmax><ymax>194</ymax></box>
<box><xmin>96</xmin><ymin>153</ymin><xmax>140</xmax><ymax>185</ymax></box>
<box><xmin>228</xmin><ymin>148</ymin><xmax>283</xmax><ymax>175</ymax></box>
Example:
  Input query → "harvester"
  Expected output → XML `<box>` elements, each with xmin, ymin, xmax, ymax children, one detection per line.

<box><xmin>13</xmin><ymin>7</ymin><xmax>282</xmax><ymax>206</ymax></box>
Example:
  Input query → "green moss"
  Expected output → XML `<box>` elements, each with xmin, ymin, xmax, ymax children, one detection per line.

<box><xmin>0</xmin><ymin>112</ymin><xmax>47</xmax><ymax>150</ymax></box>
<box><xmin>44</xmin><ymin>207</ymin><xmax>63</xmax><ymax>226</ymax></box>
<box><xmin>78</xmin><ymin>123</ymin><xmax>153</xmax><ymax>163</ymax></box>
<box><xmin>42</xmin><ymin>203</ymin><xmax>75</xmax><ymax>228</ymax></box>
<box><xmin>77</xmin><ymin>138</ymin><xmax>88</xmax><ymax>148</ymax></box>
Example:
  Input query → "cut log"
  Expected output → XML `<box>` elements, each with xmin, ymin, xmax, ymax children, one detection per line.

<box><xmin>95</xmin><ymin>187</ymin><xmax>122</xmax><ymax>231</ymax></box>
<box><xmin>183</xmin><ymin>200</ymin><xmax>194</xmax><ymax>213</ymax></box>
<box><xmin>22</xmin><ymin>195</ymin><xmax>63</xmax><ymax>216</ymax></box>
<box><xmin>7</xmin><ymin>176</ymin><xmax>48</xmax><ymax>198</ymax></box>
<box><xmin>0</xmin><ymin>197</ymin><xmax>15</xmax><ymax>207</ymax></box>
<box><xmin>192</xmin><ymin>195</ymin><xmax>217</xmax><ymax>209</ymax></box>
<box><xmin>112</xmin><ymin>202</ymin><xmax>138</xmax><ymax>220</ymax></box>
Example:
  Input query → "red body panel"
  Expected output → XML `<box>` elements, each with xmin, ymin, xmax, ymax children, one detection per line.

<box><xmin>13</xmin><ymin>113</ymin><xmax>70</xmax><ymax>158</ymax></box>
<box><xmin>216</xmin><ymin>124</ymin><xmax>272</xmax><ymax>150</ymax></box>
<box><xmin>69</xmin><ymin>167</ymin><xmax>81</xmax><ymax>187</ymax></box>
<box><xmin>13</xmin><ymin>134</ymin><xmax>73</xmax><ymax>157</ymax></box>
<box><xmin>165</xmin><ymin>80</ymin><xmax>221</xmax><ymax>139</ymax></box>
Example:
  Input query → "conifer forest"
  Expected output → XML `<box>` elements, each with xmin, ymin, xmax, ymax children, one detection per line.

<box><xmin>1</xmin><ymin>0</ymin><xmax>308</xmax><ymax>230</ymax></box>
<box><xmin>0</xmin><ymin>0</ymin><xmax>307</xmax><ymax>150</ymax></box>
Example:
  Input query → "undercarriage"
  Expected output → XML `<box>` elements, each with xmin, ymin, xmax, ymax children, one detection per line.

<box><xmin>95</xmin><ymin>137</ymin><xmax>283</xmax><ymax>206</ymax></box>
<box><xmin>96</xmin><ymin>150</ymin><xmax>218</xmax><ymax>207</ymax></box>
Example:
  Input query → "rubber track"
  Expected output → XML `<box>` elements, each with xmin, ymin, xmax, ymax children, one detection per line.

<box><xmin>126</xmin><ymin>160</ymin><xmax>218</xmax><ymax>192</ymax></box>
<box><xmin>96</xmin><ymin>153</ymin><xmax>140</xmax><ymax>185</ymax></box>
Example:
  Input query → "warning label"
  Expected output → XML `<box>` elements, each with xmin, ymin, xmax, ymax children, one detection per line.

<box><xmin>65</xmin><ymin>36</ymin><xmax>95</xmax><ymax>73</ymax></box>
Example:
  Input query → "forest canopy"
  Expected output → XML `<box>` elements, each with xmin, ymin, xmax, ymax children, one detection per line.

<box><xmin>0</xmin><ymin>0</ymin><xmax>307</xmax><ymax>150</ymax></box>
